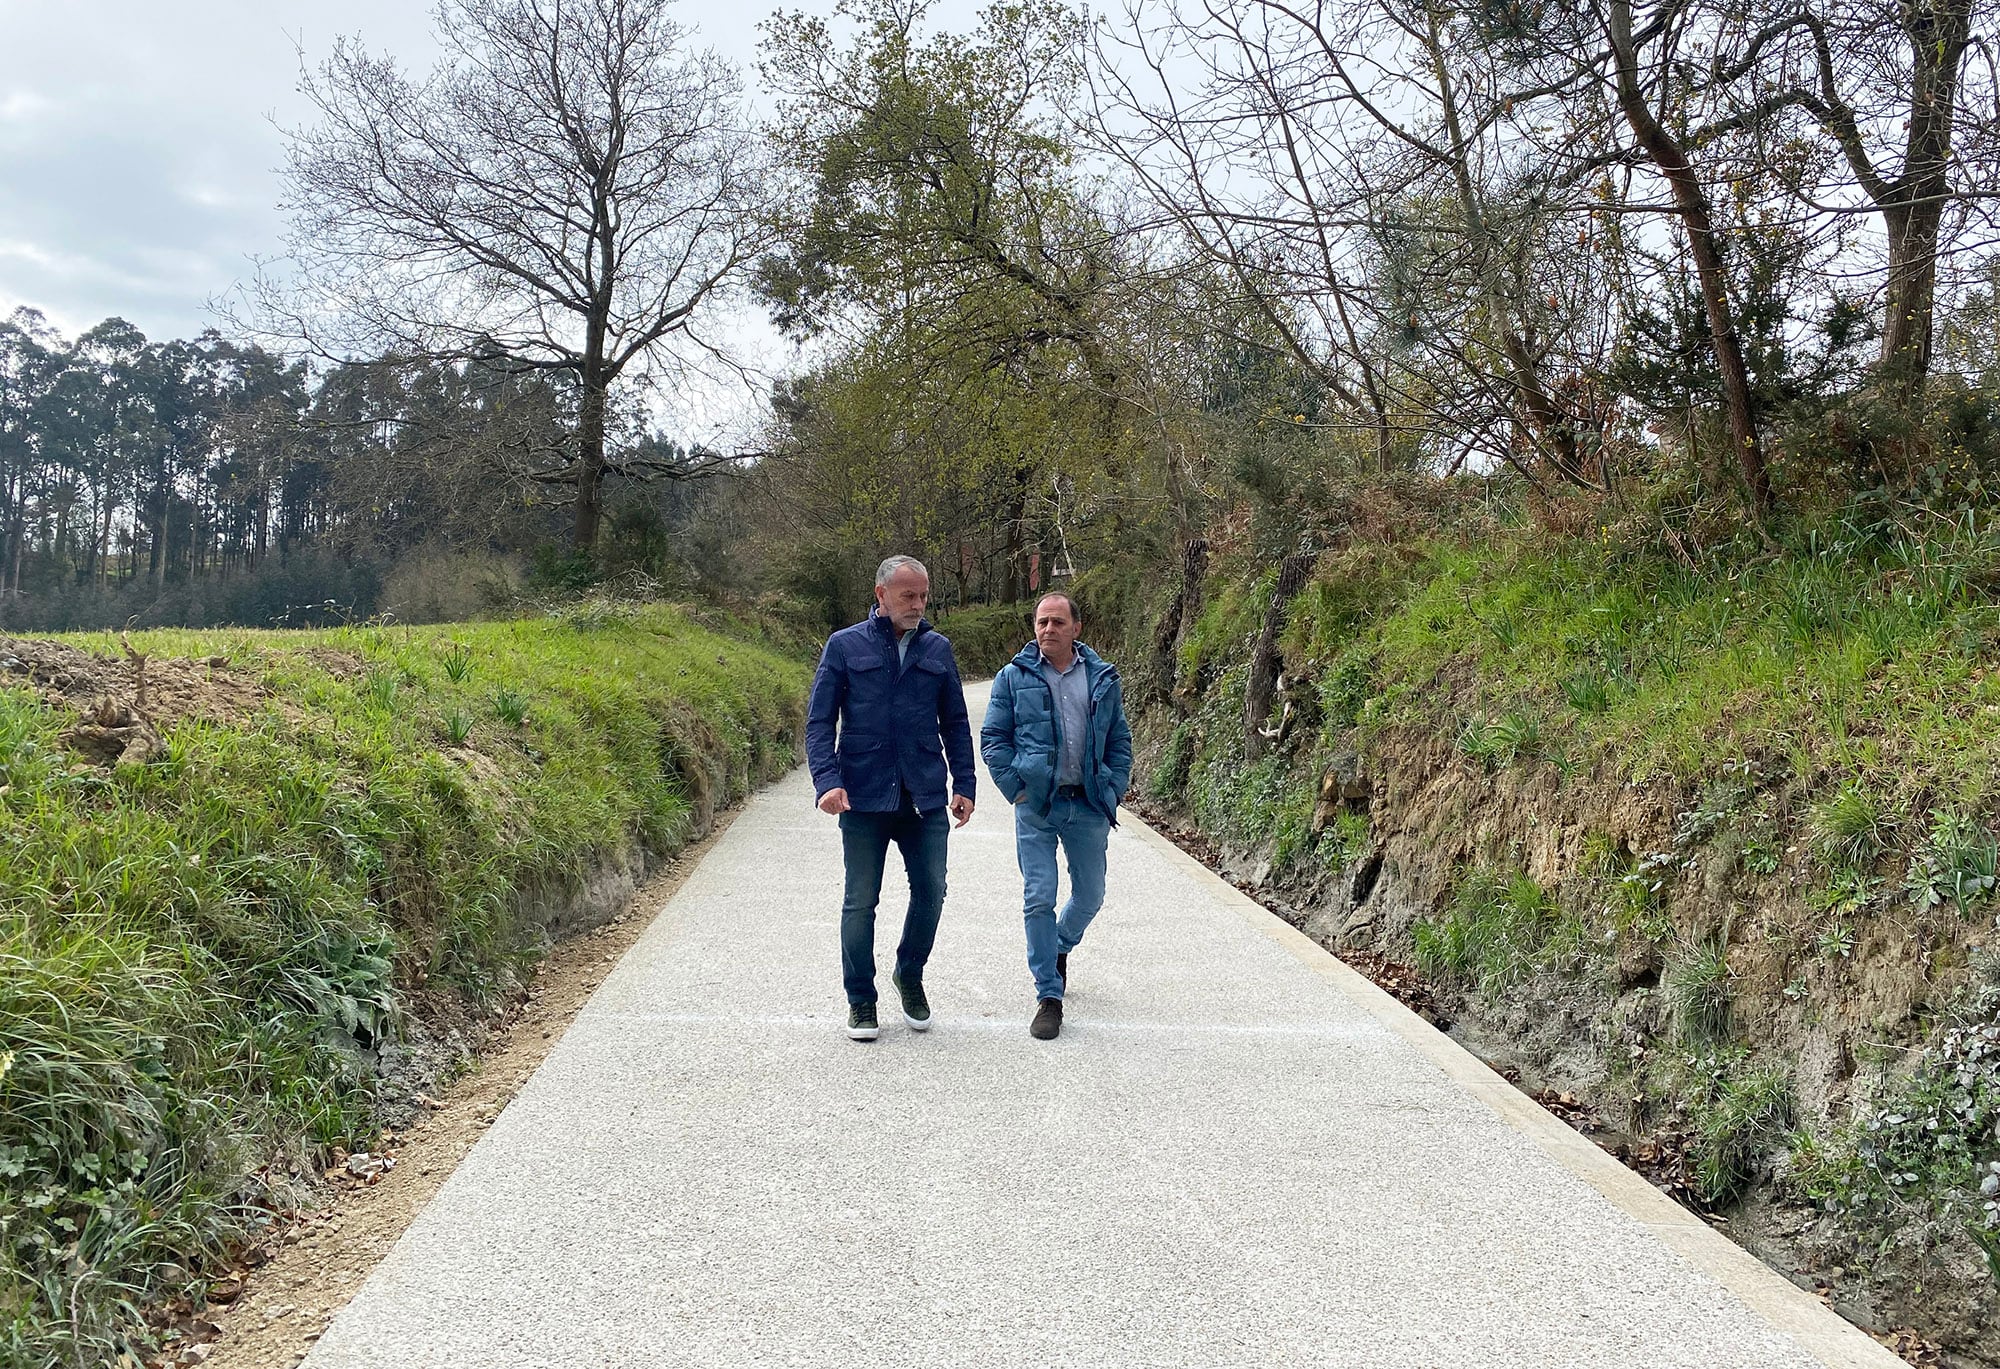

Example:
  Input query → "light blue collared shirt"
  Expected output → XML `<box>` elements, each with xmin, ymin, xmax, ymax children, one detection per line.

<box><xmin>1038</xmin><ymin>648</ymin><xmax>1089</xmax><ymax>786</ymax></box>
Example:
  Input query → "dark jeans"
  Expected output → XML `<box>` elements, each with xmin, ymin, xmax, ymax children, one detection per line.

<box><xmin>839</xmin><ymin>801</ymin><xmax>949</xmax><ymax>1005</ymax></box>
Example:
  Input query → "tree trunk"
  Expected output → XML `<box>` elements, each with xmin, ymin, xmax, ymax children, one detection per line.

<box><xmin>1606</xmin><ymin>0</ymin><xmax>1771</xmax><ymax>514</ymax></box>
<box><xmin>571</xmin><ymin>367</ymin><xmax>610</xmax><ymax>557</ymax></box>
<box><xmin>5</xmin><ymin>502</ymin><xmax>21</xmax><ymax>599</ymax></box>
<box><xmin>0</xmin><ymin>476</ymin><xmax>13</xmax><ymax>601</ymax></box>
<box><xmin>149</xmin><ymin>474</ymin><xmax>168</xmax><ymax>586</ymax></box>
<box><xmin>1244</xmin><ymin>551</ymin><xmax>1315</xmax><ymax>760</ymax></box>
<box><xmin>1152</xmin><ymin>536</ymin><xmax>1209</xmax><ymax>704</ymax></box>
<box><xmin>1371</xmin><ymin>382</ymin><xmax>1394</xmax><ymax>474</ymax></box>
<box><xmin>1880</xmin><ymin>204</ymin><xmax>1943</xmax><ymax>404</ymax></box>
<box><xmin>96</xmin><ymin>494</ymin><xmax>114</xmax><ymax>589</ymax></box>
<box><xmin>1875</xmin><ymin>0</ymin><xmax>1970</xmax><ymax>408</ymax></box>
<box><xmin>159</xmin><ymin>500</ymin><xmax>174</xmax><ymax>586</ymax></box>
<box><xmin>253</xmin><ymin>478</ymin><xmax>269</xmax><ymax>568</ymax></box>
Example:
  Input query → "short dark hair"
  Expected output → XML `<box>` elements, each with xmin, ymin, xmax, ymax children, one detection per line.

<box><xmin>1034</xmin><ymin>591</ymin><xmax>1080</xmax><ymax>623</ymax></box>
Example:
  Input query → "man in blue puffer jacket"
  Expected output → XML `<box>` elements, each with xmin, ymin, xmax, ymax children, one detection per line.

<box><xmin>806</xmin><ymin>555</ymin><xmax>977</xmax><ymax>1042</ymax></box>
<box><xmin>980</xmin><ymin>591</ymin><xmax>1132</xmax><ymax>1040</ymax></box>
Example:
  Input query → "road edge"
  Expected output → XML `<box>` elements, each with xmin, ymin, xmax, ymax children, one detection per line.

<box><xmin>1121</xmin><ymin>813</ymin><xmax>1905</xmax><ymax>1369</ymax></box>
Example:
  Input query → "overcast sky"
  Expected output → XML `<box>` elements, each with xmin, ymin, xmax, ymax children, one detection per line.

<box><xmin>0</xmin><ymin>0</ymin><xmax>848</xmax><ymax>440</ymax></box>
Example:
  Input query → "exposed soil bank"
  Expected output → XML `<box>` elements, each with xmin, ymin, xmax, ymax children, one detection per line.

<box><xmin>1131</xmin><ymin>709</ymin><xmax>1999</xmax><ymax>1368</ymax></box>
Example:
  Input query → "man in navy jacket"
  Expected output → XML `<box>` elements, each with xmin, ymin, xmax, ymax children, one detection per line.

<box><xmin>980</xmin><ymin>592</ymin><xmax>1132</xmax><ymax>1041</ymax></box>
<box><xmin>806</xmin><ymin>555</ymin><xmax>977</xmax><ymax>1041</ymax></box>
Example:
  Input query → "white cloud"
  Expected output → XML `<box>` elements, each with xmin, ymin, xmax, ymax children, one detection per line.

<box><xmin>0</xmin><ymin>90</ymin><xmax>53</xmax><ymax>122</ymax></box>
<box><xmin>0</xmin><ymin>238</ymin><xmax>60</xmax><ymax>270</ymax></box>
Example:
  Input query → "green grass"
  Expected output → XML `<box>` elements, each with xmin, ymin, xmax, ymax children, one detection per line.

<box><xmin>1688</xmin><ymin>1058</ymin><xmax>1796</xmax><ymax>1205</ymax></box>
<box><xmin>1809</xmin><ymin>782</ymin><xmax>1887</xmax><ymax>871</ymax></box>
<box><xmin>1346</xmin><ymin>514</ymin><xmax>2000</xmax><ymax>801</ymax></box>
<box><xmin>1142</xmin><ymin>496</ymin><xmax>2000</xmax><ymax>1242</ymax></box>
<box><xmin>1664</xmin><ymin>938</ymin><xmax>1732</xmax><ymax>1043</ymax></box>
<box><xmin>1410</xmin><ymin>868</ymin><xmax>1565</xmax><ymax>989</ymax></box>
<box><xmin>0</xmin><ymin>606</ymin><xmax>806</xmax><ymax>1366</ymax></box>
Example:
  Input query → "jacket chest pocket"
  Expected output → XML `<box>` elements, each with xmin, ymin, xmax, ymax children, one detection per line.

<box><xmin>845</xmin><ymin>651</ymin><xmax>889</xmax><ymax>708</ymax></box>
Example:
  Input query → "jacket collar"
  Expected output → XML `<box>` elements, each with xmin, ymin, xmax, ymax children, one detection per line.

<box><xmin>1013</xmin><ymin>639</ymin><xmax>1109</xmax><ymax>676</ymax></box>
<box><xmin>867</xmin><ymin>605</ymin><xmax>930</xmax><ymax>642</ymax></box>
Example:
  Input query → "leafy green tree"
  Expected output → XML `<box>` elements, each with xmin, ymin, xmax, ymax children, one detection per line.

<box><xmin>761</xmin><ymin>0</ymin><xmax>1122</xmax><ymax>399</ymax></box>
<box><xmin>0</xmin><ymin>310</ymin><xmax>61</xmax><ymax>599</ymax></box>
<box><xmin>759</xmin><ymin>0</ymin><xmax>1155</xmax><ymax>598</ymax></box>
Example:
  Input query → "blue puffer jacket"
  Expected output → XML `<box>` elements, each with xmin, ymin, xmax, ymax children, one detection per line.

<box><xmin>980</xmin><ymin>641</ymin><xmax>1133</xmax><ymax>824</ymax></box>
<box><xmin>805</xmin><ymin>609</ymin><xmax>976</xmax><ymax>812</ymax></box>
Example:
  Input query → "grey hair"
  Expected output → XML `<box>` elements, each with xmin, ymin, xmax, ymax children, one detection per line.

<box><xmin>875</xmin><ymin>555</ymin><xmax>929</xmax><ymax>587</ymax></box>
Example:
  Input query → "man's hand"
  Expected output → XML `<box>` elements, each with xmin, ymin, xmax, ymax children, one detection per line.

<box><xmin>818</xmin><ymin>787</ymin><xmax>851</xmax><ymax>815</ymax></box>
<box><xmin>950</xmin><ymin>794</ymin><xmax>974</xmax><ymax>827</ymax></box>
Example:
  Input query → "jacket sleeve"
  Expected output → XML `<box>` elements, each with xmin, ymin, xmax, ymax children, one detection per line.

<box><xmin>1102</xmin><ymin>677</ymin><xmax>1134</xmax><ymax>800</ymax></box>
<box><xmin>980</xmin><ymin>666</ymin><xmax>1024</xmax><ymax>803</ymax></box>
<box><xmin>938</xmin><ymin>647</ymin><xmax>977</xmax><ymax>801</ymax></box>
<box><xmin>804</xmin><ymin>635</ymin><xmax>845</xmax><ymax>799</ymax></box>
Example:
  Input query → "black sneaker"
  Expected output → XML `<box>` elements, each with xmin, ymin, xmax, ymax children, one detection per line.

<box><xmin>1056</xmin><ymin>952</ymin><xmax>1067</xmax><ymax>989</ymax></box>
<box><xmin>1030</xmin><ymin>997</ymin><xmax>1063</xmax><ymax>1040</ymax></box>
<box><xmin>892</xmin><ymin>972</ymin><xmax>931</xmax><ymax>1031</ymax></box>
<box><xmin>847</xmin><ymin>1002</ymin><xmax>879</xmax><ymax>1041</ymax></box>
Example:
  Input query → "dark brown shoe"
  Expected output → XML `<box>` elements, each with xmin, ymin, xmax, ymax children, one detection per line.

<box><xmin>1030</xmin><ymin>997</ymin><xmax>1063</xmax><ymax>1040</ymax></box>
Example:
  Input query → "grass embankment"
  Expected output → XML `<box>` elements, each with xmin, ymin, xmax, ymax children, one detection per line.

<box><xmin>1138</xmin><ymin>501</ymin><xmax>2000</xmax><ymax>1291</ymax></box>
<box><xmin>0</xmin><ymin>603</ymin><xmax>807</xmax><ymax>1367</ymax></box>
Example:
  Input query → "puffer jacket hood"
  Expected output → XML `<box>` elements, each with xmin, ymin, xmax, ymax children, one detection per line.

<box><xmin>1008</xmin><ymin>639</ymin><xmax>1110</xmax><ymax>676</ymax></box>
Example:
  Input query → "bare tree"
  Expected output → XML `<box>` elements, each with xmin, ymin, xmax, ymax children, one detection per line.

<box><xmin>265</xmin><ymin>0</ymin><xmax>769</xmax><ymax>555</ymax></box>
<box><xmin>1089</xmin><ymin>0</ymin><xmax>1621</xmax><ymax>492</ymax></box>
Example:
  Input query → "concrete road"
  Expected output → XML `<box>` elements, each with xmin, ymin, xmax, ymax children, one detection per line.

<box><xmin>307</xmin><ymin>683</ymin><xmax>1897</xmax><ymax>1369</ymax></box>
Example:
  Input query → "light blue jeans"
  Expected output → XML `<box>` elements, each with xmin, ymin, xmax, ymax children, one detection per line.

<box><xmin>1014</xmin><ymin>792</ymin><xmax>1110</xmax><ymax>1001</ymax></box>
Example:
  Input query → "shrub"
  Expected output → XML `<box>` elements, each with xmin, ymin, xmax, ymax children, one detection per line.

<box><xmin>1150</xmin><ymin>721</ymin><xmax>1197</xmax><ymax>803</ymax></box>
<box><xmin>0</xmin><ymin>551</ymin><xmax>386</xmax><ymax>633</ymax></box>
<box><xmin>380</xmin><ymin>548</ymin><xmax>521</xmax><ymax>624</ymax></box>
<box><xmin>1906</xmin><ymin>808</ymin><xmax>2000</xmax><ymax>912</ymax></box>
<box><xmin>930</xmin><ymin>602</ymin><xmax>1033</xmax><ymax>678</ymax></box>
<box><xmin>1792</xmin><ymin>970</ymin><xmax>2000</xmax><ymax>1256</ymax></box>
<box><xmin>1318</xmin><ymin>647</ymin><xmax>1378</xmax><ymax>729</ymax></box>
<box><xmin>1320</xmin><ymin>810</ymin><xmax>1371</xmax><ymax>869</ymax></box>
<box><xmin>1456</xmin><ymin>710</ymin><xmax>1540</xmax><ymax>771</ymax></box>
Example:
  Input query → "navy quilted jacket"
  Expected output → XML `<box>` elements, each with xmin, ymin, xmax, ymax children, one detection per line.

<box><xmin>804</xmin><ymin>609</ymin><xmax>976</xmax><ymax>812</ymax></box>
